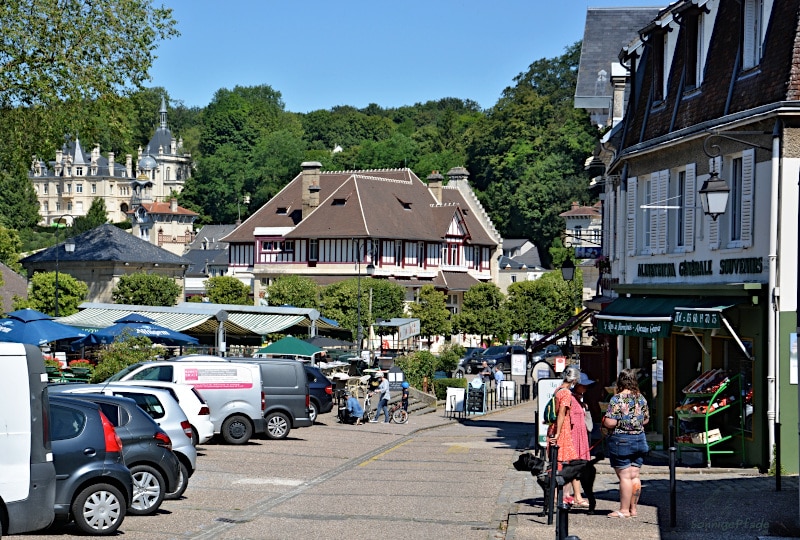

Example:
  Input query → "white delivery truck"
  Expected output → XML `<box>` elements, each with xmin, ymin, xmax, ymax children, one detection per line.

<box><xmin>0</xmin><ymin>343</ymin><xmax>56</xmax><ymax>535</ymax></box>
<box><xmin>108</xmin><ymin>360</ymin><xmax>266</xmax><ymax>444</ymax></box>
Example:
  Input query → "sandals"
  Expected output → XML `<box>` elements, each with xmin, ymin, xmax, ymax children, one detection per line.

<box><xmin>607</xmin><ymin>511</ymin><xmax>629</xmax><ymax>518</ymax></box>
<box><xmin>573</xmin><ymin>499</ymin><xmax>590</xmax><ymax>508</ymax></box>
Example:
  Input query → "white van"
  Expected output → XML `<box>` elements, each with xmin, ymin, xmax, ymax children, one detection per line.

<box><xmin>0</xmin><ymin>343</ymin><xmax>56</xmax><ymax>535</ymax></box>
<box><xmin>108</xmin><ymin>360</ymin><xmax>266</xmax><ymax>444</ymax></box>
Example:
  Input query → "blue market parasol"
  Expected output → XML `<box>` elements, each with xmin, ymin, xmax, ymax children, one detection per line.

<box><xmin>0</xmin><ymin>308</ymin><xmax>87</xmax><ymax>346</ymax></box>
<box><xmin>71</xmin><ymin>313</ymin><xmax>199</xmax><ymax>347</ymax></box>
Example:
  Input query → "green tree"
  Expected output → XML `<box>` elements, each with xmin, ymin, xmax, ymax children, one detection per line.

<box><xmin>91</xmin><ymin>333</ymin><xmax>166</xmax><ymax>383</ymax></box>
<box><xmin>407</xmin><ymin>285</ymin><xmax>452</xmax><ymax>347</ymax></box>
<box><xmin>320</xmin><ymin>277</ymin><xmax>404</xmax><ymax>341</ymax></box>
<box><xmin>112</xmin><ymin>273</ymin><xmax>182</xmax><ymax>306</ymax></box>
<box><xmin>0</xmin><ymin>225</ymin><xmax>23</xmax><ymax>272</ymax></box>
<box><xmin>204</xmin><ymin>276</ymin><xmax>250</xmax><ymax>305</ymax></box>
<box><xmin>466</xmin><ymin>42</ymin><xmax>596</xmax><ymax>264</ymax></box>
<box><xmin>72</xmin><ymin>198</ymin><xmax>108</xmax><ymax>235</ymax></box>
<box><xmin>454</xmin><ymin>283</ymin><xmax>508</xmax><ymax>344</ymax></box>
<box><xmin>507</xmin><ymin>271</ymin><xmax>582</xmax><ymax>337</ymax></box>
<box><xmin>266</xmin><ymin>275</ymin><xmax>319</xmax><ymax>309</ymax></box>
<box><xmin>13</xmin><ymin>271</ymin><xmax>88</xmax><ymax>316</ymax></box>
<box><xmin>0</xmin><ymin>167</ymin><xmax>40</xmax><ymax>230</ymax></box>
<box><xmin>0</xmin><ymin>0</ymin><xmax>178</xmax><ymax>107</ymax></box>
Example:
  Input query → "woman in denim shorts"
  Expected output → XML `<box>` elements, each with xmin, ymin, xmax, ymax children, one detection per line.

<box><xmin>602</xmin><ymin>369</ymin><xmax>650</xmax><ymax>518</ymax></box>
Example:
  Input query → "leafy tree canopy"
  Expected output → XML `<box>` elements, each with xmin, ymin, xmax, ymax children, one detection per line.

<box><xmin>407</xmin><ymin>285</ymin><xmax>452</xmax><ymax>342</ymax></box>
<box><xmin>0</xmin><ymin>0</ymin><xmax>178</xmax><ymax>107</ymax></box>
<box><xmin>454</xmin><ymin>283</ymin><xmax>509</xmax><ymax>342</ymax></box>
<box><xmin>13</xmin><ymin>271</ymin><xmax>88</xmax><ymax>316</ymax></box>
<box><xmin>320</xmin><ymin>277</ymin><xmax>404</xmax><ymax>341</ymax></box>
<box><xmin>91</xmin><ymin>333</ymin><xmax>165</xmax><ymax>383</ymax></box>
<box><xmin>72</xmin><ymin>198</ymin><xmax>108</xmax><ymax>235</ymax></box>
<box><xmin>112</xmin><ymin>273</ymin><xmax>181</xmax><ymax>306</ymax></box>
<box><xmin>506</xmin><ymin>270</ymin><xmax>582</xmax><ymax>336</ymax></box>
<box><xmin>0</xmin><ymin>225</ymin><xmax>22</xmax><ymax>272</ymax></box>
<box><xmin>266</xmin><ymin>275</ymin><xmax>319</xmax><ymax>309</ymax></box>
<box><xmin>204</xmin><ymin>275</ymin><xmax>250</xmax><ymax>305</ymax></box>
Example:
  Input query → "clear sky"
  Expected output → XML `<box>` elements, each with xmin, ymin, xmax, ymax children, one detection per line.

<box><xmin>149</xmin><ymin>1</ymin><xmax>662</xmax><ymax>113</ymax></box>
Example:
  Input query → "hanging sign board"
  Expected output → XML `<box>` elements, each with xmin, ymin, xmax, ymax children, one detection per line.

<box><xmin>536</xmin><ymin>378</ymin><xmax>563</xmax><ymax>448</ymax></box>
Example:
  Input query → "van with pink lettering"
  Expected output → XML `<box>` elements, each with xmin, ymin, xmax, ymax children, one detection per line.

<box><xmin>108</xmin><ymin>360</ymin><xmax>265</xmax><ymax>444</ymax></box>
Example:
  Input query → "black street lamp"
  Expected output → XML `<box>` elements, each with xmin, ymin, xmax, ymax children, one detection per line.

<box><xmin>698</xmin><ymin>169</ymin><xmax>730</xmax><ymax>221</ymax></box>
<box><xmin>561</xmin><ymin>258</ymin><xmax>576</xmax><ymax>281</ymax></box>
<box><xmin>53</xmin><ymin>215</ymin><xmax>75</xmax><ymax>317</ymax></box>
<box><xmin>355</xmin><ymin>239</ymin><xmax>375</xmax><ymax>358</ymax></box>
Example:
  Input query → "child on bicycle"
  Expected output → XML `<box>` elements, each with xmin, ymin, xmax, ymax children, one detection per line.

<box><xmin>401</xmin><ymin>381</ymin><xmax>410</xmax><ymax>412</ymax></box>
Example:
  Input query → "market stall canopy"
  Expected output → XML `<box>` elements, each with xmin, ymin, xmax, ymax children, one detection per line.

<box><xmin>255</xmin><ymin>336</ymin><xmax>323</xmax><ymax>358</ymax></box>
<box><xmin>304</xmin><ymin>335</ymin><xmax>353</xmax><ymax>348</ymax></box>
<box><xmin>57</xmin><ymin>302</ymin><xmax>340</xmax><ymax>341</ymax></box>
<box><xmin>0</xmin><ymin>308</ymin><xmax>87</xmax><ymax>346</ymax></box>
<box><xmin>373</xmin><ymin>318</ymin><xmax>420</xmax><ymax>340</ymax></box>
<box><xmin>70</xmin><ymin>312</ymin><xmax>199</xmax><ymax>348</ymax></box>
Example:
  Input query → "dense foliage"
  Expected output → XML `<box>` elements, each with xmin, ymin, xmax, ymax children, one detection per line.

<box><xmin>12</xmin><ymin>271</ymin><xmax>88</xmax><ymax>316</ymax></box>
<box><xmin>111</xmin><ymin>273</ymin><xmax>182</xmax><ymax>306</ymax></box>
<box><xmin>265</xmin><ymin>275</ymin><xmax>320</xmax><ymax>309</ymax></box>
<box><xmin>91</xmin><ymin>333</ymin><xmax>166</xmax><ymax>383</ymax></box>
<box><xmin>204</xmin><ymin>275</ymin><xmax>251</xmax><ymax>305</ymax></box>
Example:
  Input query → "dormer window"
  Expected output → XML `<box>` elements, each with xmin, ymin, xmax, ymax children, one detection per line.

<box><xmin>653</xmin><ymin>31</ymin><xmax>666</xmax><ymax>102</ymax></box>
<box><xmin>396</xmin><ymin>197</ymin><xmax>412</xmax><ymax>210</ymax></box>
<box><xmin>332</xmin><ymin>198</ymin><xmax>346</xmax><ymax>206</ymax></box>
<box><xmin>276</xmin><ymin>207</ymin><xmax>288</xmax><ymax>215</ymax></box>
<box><xmin>742</xmin><ymin>0</ymin><xmax>764</xmax><ymax>70</ymax></box>
<box><xmin>684</xmin><ymin>11</ymin><xmax>702</xmax><ymax>89</ymax></box>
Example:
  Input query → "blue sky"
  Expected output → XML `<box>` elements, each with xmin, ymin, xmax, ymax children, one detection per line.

<box><xmin>149</xmin><ymin>1</ymin><xmax>661</xmax><ymax>113</ymax></box>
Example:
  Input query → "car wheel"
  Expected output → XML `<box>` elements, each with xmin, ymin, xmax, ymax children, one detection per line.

<box><xmin>221</xmin><ymin>414</ymin><xmax>253</xmax><ymax>445</ymax></box>
<box><xmin>309</xmin><ymin>401</ymin><xmax>319</xmax><ymax>424</ymax></box>
<box><xmin>453</xmin><ymin>369</ymin><xmax>464</xmax><ymax>379</ymax></box>
<box><xmin>71</xmin><ymin>482</ymin><xmax>126</xmax><ymax>535</ymax></box>
<box><xmin>465</xmin><ymin>365</ymin><xmax>474</xmax><ymax>375</ymax></box>
<box><xmin>265</xmin><ymin>411</ymin><xmax>290</xmax><ymax>440</ymax></box>
<box><xmin>164</xmin><ymin>461</ymin><xmax>189</xmax><ymax>500</ymax></box>
<box><xmin>190</xmin><ymin>426</ymin><xmax>199</xmax><ymax>447</ymax></box>
<box><xmin>128</xmin><ymin>464</ymin><xmax>165</xmax><ymax>516</ymax></box>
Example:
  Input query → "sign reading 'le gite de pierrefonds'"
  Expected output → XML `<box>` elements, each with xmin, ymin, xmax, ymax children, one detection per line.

<box><xmin>637</xmin><ymin>257</ymin><xmax>763</xmax><ymax>278</ymax></box>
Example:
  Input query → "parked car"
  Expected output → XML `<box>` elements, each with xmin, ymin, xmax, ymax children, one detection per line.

<box><xmin>49</xmin><ymin>395</ymin><xmax>132</xmax><ymax>535</ymax></box>
<box><xmin>453</xmin><ymin>347</ymin><xmax>484</xmax><ymax>378</ymax></box>
<box><xmin>0</xmin><ymin>343</ymin><xmax>56</xmax><ymax>536</ymax></box>
<box><xmin>50</xmin><ymin>392</ymin><xmax>180</xmax><ymax>516</ymax></box>
<box><xmin>55</xmin><ymin>383</ymin><xmax>197</xmax><ymax>500</ymax></box>
<box><xmin>463</xmin><ymin>345</ymin><xmax>527</xmax><ymax>374</ymax></box>
<box><xmin>105</xmin><ymin>380</ymin><xmax>215</xmax><ymax>446</ymax></box>
<box><xmin>108</xmin><ymin>358</ymin><xmax>266</xmax><ymax>444</ymax></box>
<box><xmin>237</xmin><ymin>358</ymin><xmax>314</xmax><ymax>439</ymax></box>
<box><xmin>304</xmin><ymin>364</ymin><xmax>333</xmax><ymax>423</ymax></box>
<box><xmin>531</xmin><ymin>344</ymin><xmax>564</xmax><ymax>365</ymax></box>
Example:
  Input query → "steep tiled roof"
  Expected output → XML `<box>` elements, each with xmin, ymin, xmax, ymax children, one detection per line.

<box><xmin>188</xmin><ymin>225</ymin><xmax>237</xmax><ymax>250</ymax></box>
<box><xmin>575</xmin><ymin>7</ymin><xmax>661</xmax><ymax>108</ymax></box>
<box><xmin>183</xmin><ymin>249</ymin><xmax>227</xmax><ymax>277</ymax></box>
<box><xmin>0</xmin><ymin>262</ymin><xmax>28</xmax><ymax>311</ymax></box>
<box><xmin>133</xmin><ymin>201</ymin><xmax>198</xmax><ymax>217</ymax></box>
<box><xmin>21</xmin><ymin>224</ymin><xmax>191</xmax><ymax>266</ymax></box>
<box><xmin>224</xmin><ymin>167</ymin><xmax>498</xmax><ymax>246</ymax></box>
<box><xmin>559</xmin><ymin>202</ymin><xmax>601</xmax><ymax>218</ymax></box>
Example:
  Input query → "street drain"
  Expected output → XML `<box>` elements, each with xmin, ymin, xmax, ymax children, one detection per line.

<box><xmin>214</xmin><ymin>517</ymin><xmax>249</xmax><ymax>524</ymax></box>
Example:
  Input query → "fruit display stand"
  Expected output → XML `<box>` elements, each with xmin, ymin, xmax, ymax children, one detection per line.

<box><xmin>674</xmin><ymin>370</ymin><xmax>745</xmax><ymax>467</ymax></box>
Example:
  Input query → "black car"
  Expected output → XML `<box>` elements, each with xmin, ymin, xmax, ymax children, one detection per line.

<box><xmin>305</xmin><ymin>364</ymin><xmax>333</xmax><ymax>423</ymax></box>
<box><xmin>54</xmin><ymin>392</ymin><xmax>181</xmax><ymax>516</ymax></box>
<box><xmin>49</xmin><ymin>395</ymin><xmax>132</xmax><ymax>535</ymax></box>
<box><xmin>463</xmin><ymin>345</ymin><xmax>527</xmax><ymax>374</ymax></box>
<box><xmin>531</xmin><ymin>344</ymin><xmax>564</xmax><ymax>365</ymax></box>
<box><xmin>453</xmin><ymin>347</ymin><xmax>483</xmax><ymax>377</ymax></box>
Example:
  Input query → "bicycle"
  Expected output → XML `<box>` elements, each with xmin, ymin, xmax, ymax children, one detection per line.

<box><xmin>363</xmin><ymin>392</ymin><xmax>408</xmax><ymax>424</ymax></box>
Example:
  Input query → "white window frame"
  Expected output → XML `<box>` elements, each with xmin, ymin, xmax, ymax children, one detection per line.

<box><xmin>742</xmin><ymin>0</ymin><xmax>765</xmax><ymax>70</ymax></box>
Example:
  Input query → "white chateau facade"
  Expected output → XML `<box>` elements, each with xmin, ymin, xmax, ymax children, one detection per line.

<box><xmin>29</xmin><ymin>97</ymin><xmax>192</xmax><ymax>226</ymax></box>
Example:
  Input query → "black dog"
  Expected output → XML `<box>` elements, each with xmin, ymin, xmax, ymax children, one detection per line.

<box><xmin>513</xmin><ymin>452</ymin><xmax>600</xmax><ymax>513</ymax></box>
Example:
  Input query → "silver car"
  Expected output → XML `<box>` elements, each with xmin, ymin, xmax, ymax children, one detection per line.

<box><xmin>54</xmin><ymin>383</ymin><xmax>197</xmax><ymax>500</ymax></box>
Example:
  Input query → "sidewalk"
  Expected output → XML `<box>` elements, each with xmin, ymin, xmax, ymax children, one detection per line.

<box><xmin>436</xmin><ymin>395</ymin><xmax>800</xmax><ymax>540</ymax></box>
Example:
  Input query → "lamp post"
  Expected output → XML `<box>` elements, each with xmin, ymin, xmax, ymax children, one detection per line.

<box><xmin>698</xmin><ymin>169</ymin><xmax>730</xmax><ymax>220</ymax></box>
<box><xmin>53</xmin><ymin>215</ymin><xmax>75</xmax><ymax>317</ymax></box>
<box><xmin>355</xmin><ymin>239</ymin><xmax>375</xmax><ymax>359</ymax></box>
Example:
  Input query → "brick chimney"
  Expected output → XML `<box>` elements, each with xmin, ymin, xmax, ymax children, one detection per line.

<box><xmin>427</xmin><ymin>171</ymin><xmax>444</xmax><ymax>204</ymax></box>
<box><xmin>170</xmin><ymin>197</ymin><xmax>178</xmax><ymax>212</ymax></box>
<box><xmin>301</xmin><ymin>161</ymin><xmax>321</xmax><ymax>219</ymax></box>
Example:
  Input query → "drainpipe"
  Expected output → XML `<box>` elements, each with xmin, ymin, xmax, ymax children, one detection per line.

<box><xmin>767</xmin><ymin>119</ymin><xmax>781</xmax><ymax>466</ymax></box>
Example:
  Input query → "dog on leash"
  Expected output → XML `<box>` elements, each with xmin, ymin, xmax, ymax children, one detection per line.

<box><xmin>513</xmin><ymin>452</ymin><xmax>600</xmax><ymax>513</ymax></box>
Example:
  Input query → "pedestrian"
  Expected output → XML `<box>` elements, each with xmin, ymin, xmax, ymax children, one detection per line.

<box><xmin>370</xmin><ymin>372</ymin><xmax>391</xmax><ymax>423</ymax></box>
<box><xmin>565</xmin><ymin>371</ymin><xmax>594</xmax><ymax>507</ymax></box>
<box><xmin>493</xmin><ymin>365</ymin><xmax>505</xmax><ymax>402</ymax></box>
<box><xmin>401</xmin><ymin>381</ymin><xmax>410</xmax><ymax>412</ymax></box>
<box><xmin>481</xmin><ymin>361</ymin><xmax>492</xmax><ymax>386</ymax></box>
<box><xmin>547</xmin><ymin>366</ymin><xmax>581</xmax><ymax>504</ymax></box>
<box><xmin>602</xmin><ymin>368</ymin><xmax>650</xmax><ymax>519</ymax></box>
<box><xmin>345</xmin><ymin>391</ymin><xmax>364</xmax><ymax>425</ymax></box>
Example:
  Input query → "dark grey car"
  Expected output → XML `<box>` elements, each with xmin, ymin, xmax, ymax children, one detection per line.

<box><xmin>53</xmin><ymin>392</ymin><xmax>181</xmax><ymax>516</ymax></box>
<box><xmin>49</xmin><ymin>395</ymin><xmax>132</xmax><ymax>535</ymax></box>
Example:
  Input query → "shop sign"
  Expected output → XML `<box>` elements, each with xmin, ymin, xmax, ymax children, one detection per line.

<box><xmin>636</xmin><ymin>257</ymin><xmax>764</xmax><ymax>279</ymax></box>
<box><xmin>397</xmin><ymin>319</ymin><xmax>420</xmax><ymax>340</ymax></box>
<box><xmin>597</xmin><ymin>319</ymin><xmax>671</xmax><ymax>337</ymax></box>
<box><xmin>674</xmin><ymin>309</ymin><xmax>721</xmax><ymax>329</ymax></box>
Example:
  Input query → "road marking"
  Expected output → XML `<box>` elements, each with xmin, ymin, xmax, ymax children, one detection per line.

<box><xmin>234</xmin><ymin>478</ymin><xmax>304</xmax><ymax>486</ymax></box>
<box><xmin>358</xmin><ymin>439</ymin><xmax>411</xmax><ymax>466</ymax></box>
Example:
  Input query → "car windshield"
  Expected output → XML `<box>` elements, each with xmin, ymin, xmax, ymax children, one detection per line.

<box><xmin>482</xmin><ymin>346</ymin><xmax>507</xmax><ymax>356</ymax></box>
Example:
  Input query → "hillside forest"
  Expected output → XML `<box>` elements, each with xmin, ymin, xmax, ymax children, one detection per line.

<box><xmin>0</xmin><ymin>41</ymin><xmax>599</xmax><ymax>269</ymax></box>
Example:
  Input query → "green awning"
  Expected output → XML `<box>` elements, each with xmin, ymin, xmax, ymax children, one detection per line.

<box><xmin>673</xmin><ymin>299</ymin><xmax>743</xmax><ymax>329</ymax></box>
<box><xmin>596</xmin><ymin>297</ymin><xmax>697</xmax><ymax>338</ymax></box>
<box><xmin>255</xmin><ymin>335</ymin><xmax>323</xmax><ymax>357</ymax></box>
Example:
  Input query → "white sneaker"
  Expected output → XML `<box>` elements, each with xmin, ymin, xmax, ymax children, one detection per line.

<box><xmin>369</xmin><ymin>419</ymin><xmax>378</xmax><ymax>423</ymax></box>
